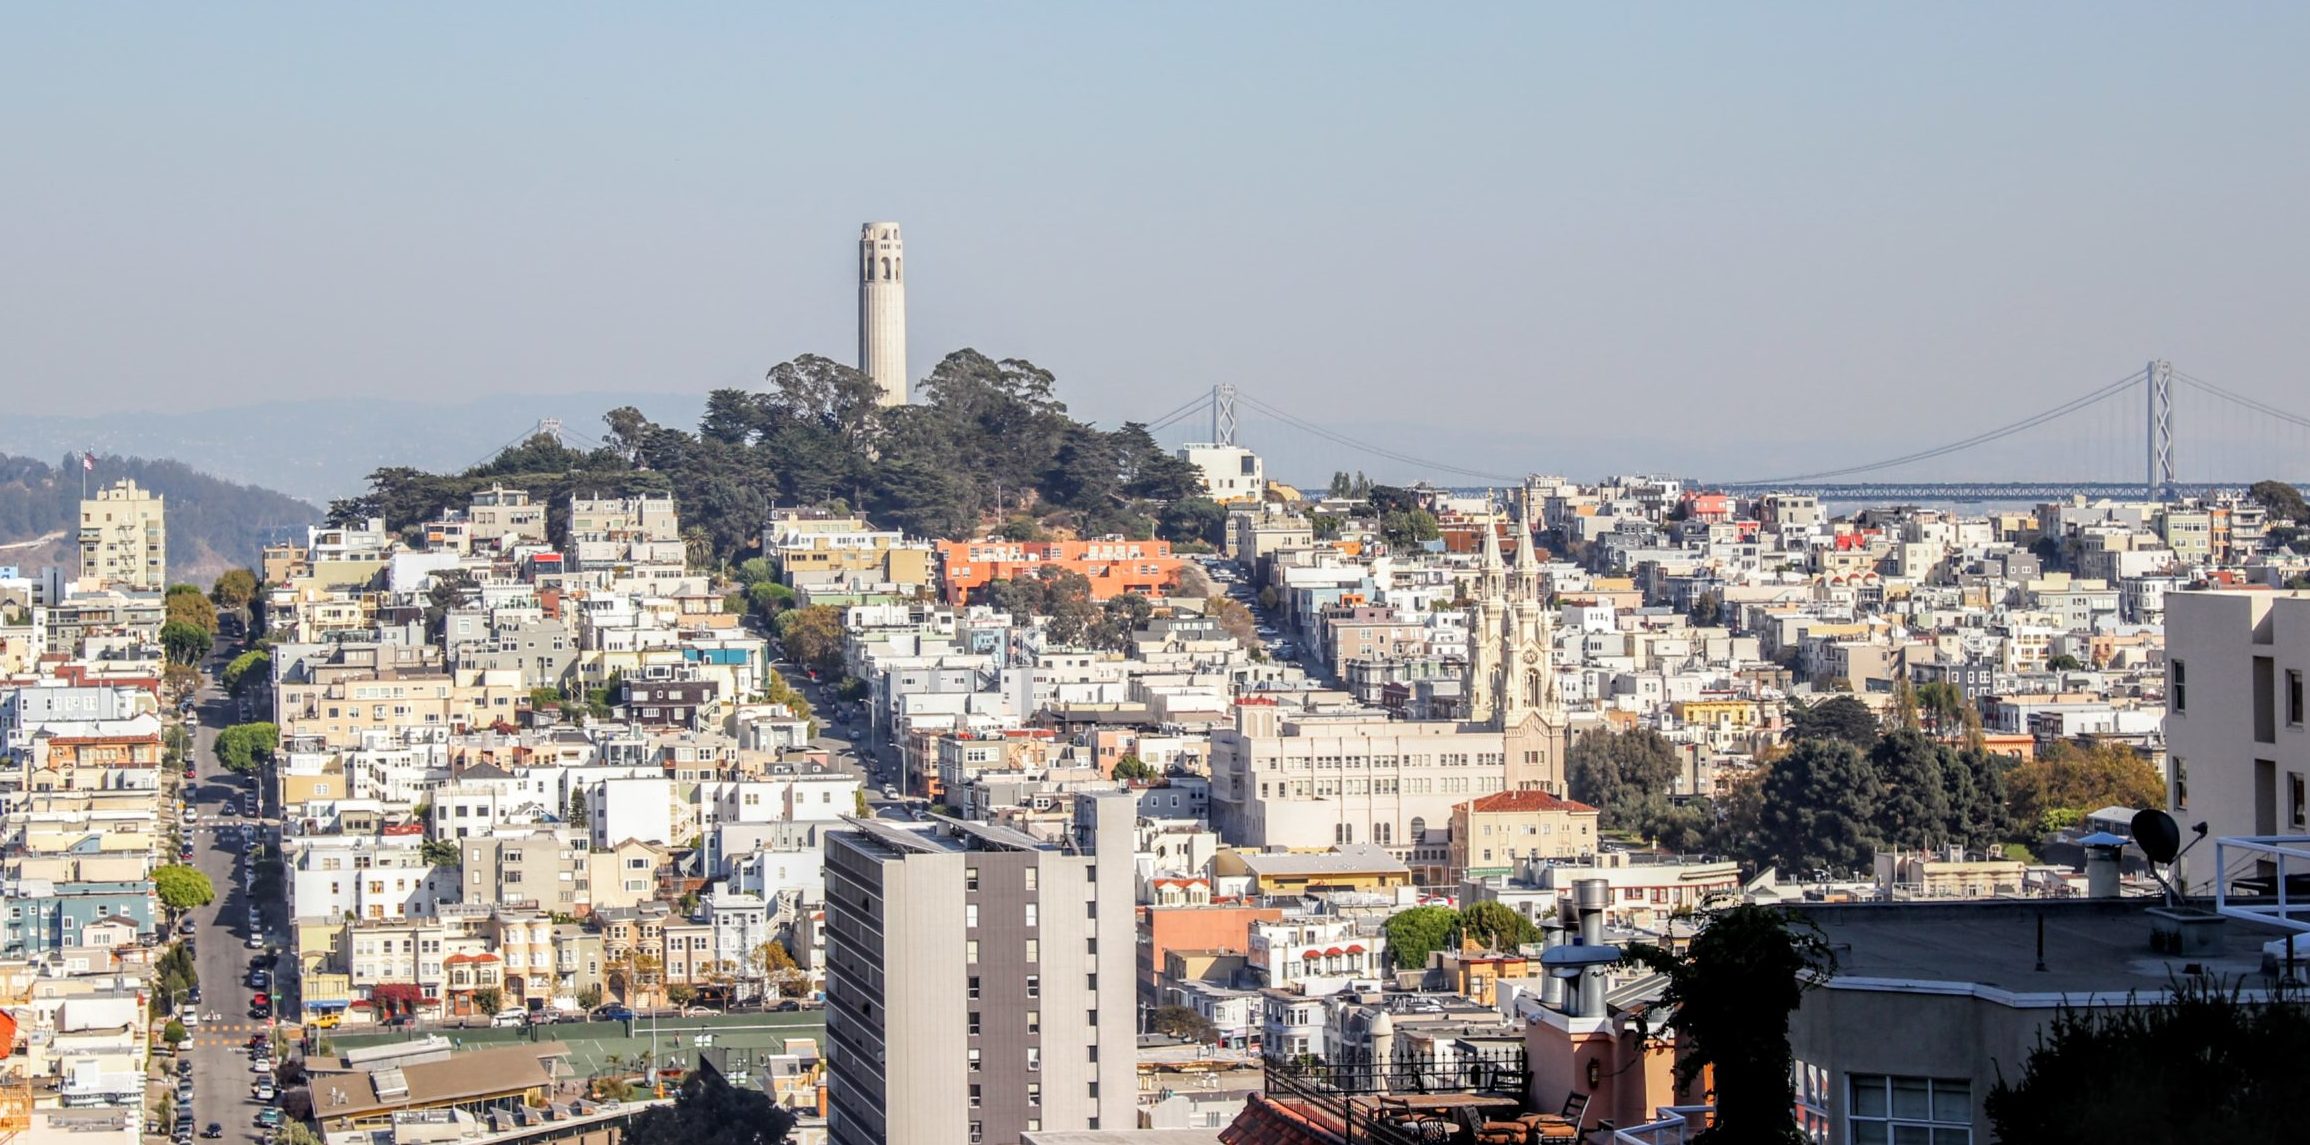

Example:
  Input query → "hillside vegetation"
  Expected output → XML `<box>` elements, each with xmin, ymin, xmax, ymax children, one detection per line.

<box><xmin>331</xmin><ymin>350</ymin><xmax>1230</xmax><ymax>563</ymax></box>
<box><xmin>0</xmin><ymin>453</ymin><xmax>319</xmax><ymax>578</ymax></box>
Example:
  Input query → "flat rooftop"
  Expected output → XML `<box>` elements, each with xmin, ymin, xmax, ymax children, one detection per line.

<box><xmin>1795</xmin><ymin>898</ymin><xmax>2277</xmax><ymax>997</ymax></box>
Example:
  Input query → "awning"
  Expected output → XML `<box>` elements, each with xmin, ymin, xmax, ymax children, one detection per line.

<box><xmin>1345</xmin><ymin>944</ymin><xmax>1365</xmax><ymax>954</ymax></box>
<box><xmin>1300</xmin><ymin>950</ymin><xmax>1320</xmax><ymax>960</ymax></box>
<box><xmin>1323</xmin><ymin>947</ymin><xmax>1343</xmax><ymax>957</ymax></box>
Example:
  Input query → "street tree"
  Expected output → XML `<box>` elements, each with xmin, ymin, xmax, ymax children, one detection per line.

<box><xmin>153</xmin><ymin>864</ymin><xmax>216</xmax><ymax>912</ymax></box>
<box><xmin>160</xmin><ymin>620</ymin><xmax>212</xmax><ymax>664</ymax></box>
<box><xmin>213</xmin><ymin>722</ymin><xmax>279</xmax><ymax>774</ymax></box>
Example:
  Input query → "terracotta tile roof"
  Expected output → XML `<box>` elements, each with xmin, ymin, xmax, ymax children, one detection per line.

<box><xmin>1464</xmin><ymin>790</ymin><xmax>1598</xmax><ymax>814</ymax></box>
<box><xmin>1219</xmin><ymin>1093</ymin><xmax>1346</xmax><ymax>1145</ymax></box>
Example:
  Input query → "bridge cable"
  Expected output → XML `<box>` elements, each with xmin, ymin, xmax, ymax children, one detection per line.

<box><xmin>1233</xmin><ymin>392</ymin><xmax>1523</xmax><ymax>484</ymax></box>
<box><xmin>2172</xmin><ymin>372</ymin><xmax>2310</xmax><ymax>434</ymax></box>
<box><xmin>1724</xmin><ymin>367</ymin><xmax>2148</xmax><ymax>486</ymax></box>
<box><xmin>1137</xmin><ymin>392</ymin><xmax>1216</xmax><ymax>435</ymax></box>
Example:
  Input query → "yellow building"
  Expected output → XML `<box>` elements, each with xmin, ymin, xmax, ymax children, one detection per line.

<box><xmin>1448</xmin><ymin>790</ymin><xmax>1601</xmax><ymax>882</ymax></box>
<box><xmin>1212</xmin><ymin>844</ymin><xmax>1412</xmax><ymax>896</ymax></box>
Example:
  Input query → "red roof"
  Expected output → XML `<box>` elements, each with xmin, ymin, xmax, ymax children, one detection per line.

<box><xmin>1463</xmin><ymin>790</ymin><xmax>1598</xmax><ymax>815</ymax></box>
<box><xmin>1221</xmin><ymin>1093</ymin><xmax>1347</xmax><ymax>1145</ymax></box>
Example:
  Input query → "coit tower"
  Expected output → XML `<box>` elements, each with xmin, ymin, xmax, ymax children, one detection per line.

<box><xmin>858</xmin><ymin>221</ymin><xmax>907</xmax><ymax>405</ymax></box>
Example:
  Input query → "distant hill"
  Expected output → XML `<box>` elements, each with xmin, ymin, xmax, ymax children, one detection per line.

<box><xmin>0</xmin><ymin>391</ymin><xmax>705</xmax><ymax>507</ymax></box>
<box><xmin>0</xmin><ymin>453</ymin><xmax>319</xmax><ymax>582</ymax></box>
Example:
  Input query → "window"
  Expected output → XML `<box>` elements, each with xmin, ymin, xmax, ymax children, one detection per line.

<box><xmin>968</xmin><ymin>1048</ymin><xmax>981</xmax><ymax>1070</ymax></box>
<box><xmin>2292</xmin><ymin>669</ymin><xmax>2305</xmax><ymax>727</ymax></box>
<box><xmin>968</xmin><ymin>975</ymin><xmax>981</xmax><ymax>1000</ymax></box>
<box><xmin>965</xmin><ymin>904</ymin><xmax>978</xmax><ymax>928</ymax></box>
<box><xmin>965</xmin><ymin>867</ymin><xmax>979</xmax><ymax>891</ymax></box>
<box><xmin>2171</xmin><ymin>659</ymin><xmax>2186</xmax><ymax>713</ymax></box>
<box><xmin>2293</xmin><ymin>773</ymin><xmax>2306</xmax><ymax>830</ymax></box>
<box><xmin>1025</xmin><ymin>975</ymin><xmax>1040</xmax><ymax>998</ymax></box>
<box><xmin>1027</xmin><ymin>1047</ymin><xmax>1041</xmax><ymax>1071</ymax></box>
<box><xmin>1026</xmin><ymin>1082</ymin><xmax>1041</xmax><ymax>1106</ymax></box>
<box><xmin>1025</xmin><ymin>939</ymin><xmax>1039</xmax><ymax>962</ymax></box>
<box><xmin>1024</xmin><ymin>903</ymin><xmax>1037</xmax><ymax>927</ymax></box>
<box><xmin>968</xmin><ymin>1122</ymin><xmax>983</xmax><ymax>1144</ymax></box>
<box><xmin>1027</xmin><ymin>1009</ymin><xmax>1040</xmax><ymax>1034</ymax></box>
<box><xmin>1849</xmin><ymin>1075</ymin><xmax>1970</xmax><ymax>1144</ymax></box>
<box><xmin>1086</xmin><ymin>972</ymin><xmax>1098</xmax><ymax>991</ymax></box>
<box><xmin>968</xmin><ymin>1084</ymin><xmax>981</xmax><ymax>1108</ymax></box>
<box><xmin>969</xmin><ymin>1011</ymin><xmax>981</xmax><ymax>1035</ymax></box>
<box><xmin>966</xmin><ymin>940</ymin><xmax>979</xmax><ymax>963</ymax></box>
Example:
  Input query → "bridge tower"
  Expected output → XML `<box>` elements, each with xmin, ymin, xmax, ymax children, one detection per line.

<box><xmin>2146</xmin><ymin>359</ymin><xmax>2174</xmax><ymax>501</ymax></box>
<box><xmin>1210</xmin><ymin>383</ymin><xmax>1239</xmax><ymax>447</ymax></box>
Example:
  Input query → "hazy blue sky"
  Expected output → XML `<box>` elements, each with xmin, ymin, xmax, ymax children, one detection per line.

<box><xmin>6</xmin><ymin>4</ymin><xmax>2308</xmax><ymax>481</ymax></box>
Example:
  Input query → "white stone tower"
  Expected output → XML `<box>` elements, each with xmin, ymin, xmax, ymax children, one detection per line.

<box><xmin>857</xmin><ymin>222</ymin><xmax>908</xmax><ymax>406</ymax></box>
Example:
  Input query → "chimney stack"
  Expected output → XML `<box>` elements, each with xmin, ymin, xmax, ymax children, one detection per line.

<box><xmin>2079</xmin><ymin>832</ymin><xmax>2126</xmax><ymax>899</ymax></box>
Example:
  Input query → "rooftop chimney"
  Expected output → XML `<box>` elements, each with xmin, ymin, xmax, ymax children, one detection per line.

<box><xmin>2079</xmin><ymin>832</ymin><xmax>2126</xmax><ymax>900</ymax></box>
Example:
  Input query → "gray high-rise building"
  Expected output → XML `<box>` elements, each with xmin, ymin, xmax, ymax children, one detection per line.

<box><xmin>823</xmin><ymin>792</ymin><xmax>1137</xmax><ymax>1145</ymax></box>
<box><xmin>858</xmin><ymin>221</ymin><xmax>908</xmax><ymax>406</ymax></box>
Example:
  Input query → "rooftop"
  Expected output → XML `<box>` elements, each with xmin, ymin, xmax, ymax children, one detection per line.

<box><xmin>1235</xmin><ymin>845</ymin><xmax>1410</xmax><ymax>878</ymax></box>
<box><xmin>1797</xmin><ymin>898</ymin><xmax>2277</xmax><ymax>998</ymax></box>
<box><xmin>1462</xmin><ymin>790</ymin><xmax>1597</xmax><ymax>815</ymax></box>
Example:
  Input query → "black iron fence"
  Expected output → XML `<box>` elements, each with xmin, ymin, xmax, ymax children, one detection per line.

<box><xmin>1263</xmin><ymin>1047</ymin><xmax>1532</xmax><ymax>1145</ymax></box>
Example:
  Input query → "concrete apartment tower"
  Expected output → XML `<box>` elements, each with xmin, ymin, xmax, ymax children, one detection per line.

<box><xmin>858</xmin><ymin>221</ymin><xmax>908</xmax><ymax>406</ymax></box>
<box><xmin>822</xmin><ymin>792</ymin><xmax>1138</xmax><ymax>1145</ymax></box>
<box><xmin>78</xmin><ymin>478</ymin><xmax>165</xmax><ymax>592</ymax></box>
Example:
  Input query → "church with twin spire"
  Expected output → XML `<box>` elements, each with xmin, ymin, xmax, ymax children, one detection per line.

<box><xmin>1463</xmin><ymin>488</ymin><xmax>1571</xmax><ymax>793</ymax></box>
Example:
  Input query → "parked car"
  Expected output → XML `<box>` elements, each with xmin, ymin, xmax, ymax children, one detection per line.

<box><xmin>255</xmin><ymin>1109</ymin><xmax>283</xmax><ymax>1128</ymax></box>
<box><xmin>592</xmin><ymin>1005</ymin><xmax>636</xmax><ymax>1022</ymax></box>
<box><xmin>250</xmin><ymin>992</ymin><xmax>270</xmax><ymax>1008</ymax></box>
<box><xmin>489</xmin><ymin>1009</ymin><xmax>528</xmax><ymax>1028</ymax></box>
<box><xmin>202</xmin><ymin>1124</ymin><xmax>224</xmax><ymax>1139</ymax></box>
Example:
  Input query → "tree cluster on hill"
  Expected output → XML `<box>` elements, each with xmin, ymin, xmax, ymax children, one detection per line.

<box><xmin>328</xmin><ymin>351</ymin><xmax>1222</xmax><ymax>565</ymax></box>
<box><xmin>1568</xmin><ymin>728</ymin><xmax>1713</xmax><ymax>851</ymax></box>
<box><xmin>977</xmin><ymin>566</ymin><xmax>1157</xmax><ymax>651</ymax></box>
<box><xmin>0</xmin><ymin>452</ymin><xmax>316</xmax><ymax>575</ymax></box>
<box><xmin>1745</xmin><ymin>729</ymin><xmax>2013</xmax><ymax>876</ymax></box>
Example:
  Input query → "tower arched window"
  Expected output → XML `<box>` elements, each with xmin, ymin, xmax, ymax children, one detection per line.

<box><xmin>1409</xmin><ymin>816</ymin><xmax>1426</xmax><ymax>840</ymax></box>
<box><xmin>881</xmin><ymin>257</ymin><xmax>892</xmax><ymax>281</ymax></box>
<box><xmin>894</xmin><ymin>257</ymin><xmax>901</xmax><ymax>282</ymax></box>
<box><xmin>1527</xmin><ymin>670</ymin><xmax>1543</xmax><ymax>709</ymax></box>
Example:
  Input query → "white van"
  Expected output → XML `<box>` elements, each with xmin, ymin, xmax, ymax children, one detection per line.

<box><xmin>489</xmin><ymin>1009</ymin><xmax>528</xmax><ymax>1028</ymax></box>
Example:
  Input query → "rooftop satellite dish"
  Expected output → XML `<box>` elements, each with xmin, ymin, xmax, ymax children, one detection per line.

<box><xmin>2132</xmin><ymin>809</ymin><xmax>2182</xmax><ymax>865</ymax></box>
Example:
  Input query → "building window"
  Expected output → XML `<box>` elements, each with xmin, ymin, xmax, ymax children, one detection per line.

<box><xmin>1027</xmin><ymin>1047</ymin><xmax>1041</xmax><ymax>1071</ymax></box>
<box><xmin>965</xmin><ymin>867</ymin><xmax>979</xmax><ymax>891</ymax></box>
<box><xmin>1024</xmin><ymin>903</ymin><xmax>1037</xmax><ymax>928</ymax></box>
<box><xmin>2293</xmin><ymin>773</ymin><xmax>2306</xmax><ymax>830</ymax></box>
<box><xmin>1027</xmin><ymin>1009</ymin><xmax>1040</xmax><ymax>1034</ymax></box>
<box><xmin>969</xmin><ymin>1011</ymin><xmax>981</xmax><ymax>1035</ymax></box>
<box><xmin>1026</xmin><ymin>1082</ymin><xmax>1041</xmax><ymax>1106</ymax></box>
<box><xmin>968</xmin><ymin>1048</ymin><xmax>980</xmax><ymax>1070</ymax></box>
<box><xmin>968</xmin><ymin>975</ymin><xmax>980</xmax><ymax>1000</ymax></box>
<box><xmin>1849</xmin><ymin>1075</ymin><xmax>1971</xmax><ymax>1144</ymax></box>
<box><xmin>968</xmin><ymin>1084</ymin><xmax>981</xmax><ymax>1108</ymax></box>
<box><xmin>965</xmin><ymin>904</ymin><xmax>978</xmax><ymax>928</ymax></box>
<box><xmin>2292</xmin><ymin>669</ymin><xmax>2305</xmax><ymax>727</ymax></box>
<box><xmin>966</xmin><ymin>940</ymin><xmax>979</xmax><ymax>963</ymax></box>
<box><xmin>1025</xmin><ymin>939</ymin><xmax>1039</xmax><ymax>962</ymax></box>
<box><xmin>1025</xmin><ymin>975</ymin><xmax>1039</xmax><ymax>998</ymax></box>
<box><xmin>2171</xmin><ymin>659</ymin><xmax>2186</xmax><ymax>713</ymax></box>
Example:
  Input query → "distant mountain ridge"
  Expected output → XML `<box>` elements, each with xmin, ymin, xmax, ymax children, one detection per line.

<box><xmin>0</xmin><ymin>391</ymin><xmax>706</xmax><ymax>507</ymax></box>
<box><xmin>0</xmin><ymin>453</ymin><xmax>319</xmax><ymax>581</ymax></box>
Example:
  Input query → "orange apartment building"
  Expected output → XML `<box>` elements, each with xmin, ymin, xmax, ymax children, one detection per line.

<box><xmin>934</xmin><ymin>538</ymin><xmax>1184</xmax><ymax>605</ymax></box>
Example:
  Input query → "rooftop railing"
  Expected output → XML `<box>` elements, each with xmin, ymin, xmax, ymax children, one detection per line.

<box><xmin>2214</xmin><ymin>835</ymin><xmax>2310</xmax><ymax>932</ymax></box>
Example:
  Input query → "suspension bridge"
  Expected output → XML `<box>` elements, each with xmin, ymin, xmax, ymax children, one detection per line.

<box><xmin>1141</xmin><ymin>361</ymin><xmax>2310</xmax><ymax>501</ymax></box>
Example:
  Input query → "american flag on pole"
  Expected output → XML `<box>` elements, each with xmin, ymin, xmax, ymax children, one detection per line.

<box><xmin>82</xmin><ymin>451</ymin><xmax>95</xmax><ymax>472</ymax></box>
